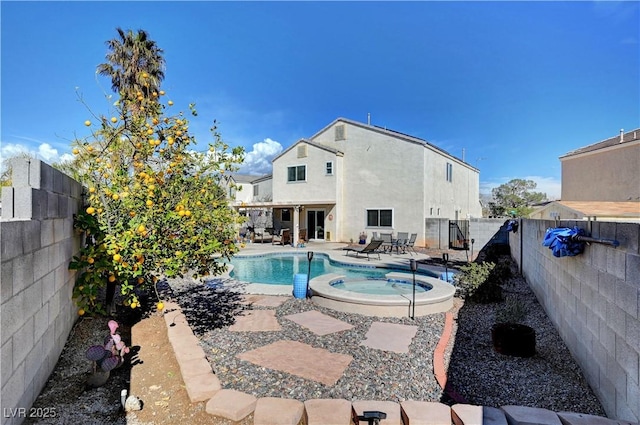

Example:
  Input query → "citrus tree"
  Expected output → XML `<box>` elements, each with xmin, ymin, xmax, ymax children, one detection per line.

<box><xmin>69</xmin><ymin>29</ymin><xmax>244</xmax><ymax>315</ymax></box>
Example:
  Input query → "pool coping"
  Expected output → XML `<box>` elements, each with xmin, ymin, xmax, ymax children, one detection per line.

<box><xmin>308</xmin><ymin>272</ymin><xmax>455</xmax><ymax>317</ymax></box>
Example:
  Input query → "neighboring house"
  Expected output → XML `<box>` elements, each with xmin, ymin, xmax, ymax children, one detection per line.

<box><xmin>531</xmin><ymin>128</ymin><xmax>640</xmax><ymax>222</ymax></box>
<box><xmin>225</xmin><ymin>173</ymin><xmax>273</xmax><ymax>205</ymax></box>
<box><xmin>240</xmin><ymin>117</ymin><xmax>481</xmax><ymax>246</ymax></box>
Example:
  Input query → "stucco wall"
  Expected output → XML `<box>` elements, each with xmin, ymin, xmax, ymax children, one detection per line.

<box><xmin>310</xmin><ymin>120</ymin><xmax>481</xmax><ymax>244</ymax></box>
<box><xmin>510</xmin><ymin>219</ymin><xmax>640</xmax><ymax>421</ymax></box>
<box><xmin>561</xmin><ymin>142</ymin><xmax>640</xmax><ymax>202</ymax></box>
<box><xmin>1</xmin><ymin>159</ymin><xmax>83</xmax><ymax>425</ymax></box>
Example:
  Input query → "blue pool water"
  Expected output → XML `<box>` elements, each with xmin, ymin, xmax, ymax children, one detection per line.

<box><xmin>228</xmin><ymin>253</ymin><xmax>438</xmax><ymax>285</ymax></box>
<box><xmin>331</xmin><ymin>278</ymin><xmax>430</xmax><ymax>295</ymax></box>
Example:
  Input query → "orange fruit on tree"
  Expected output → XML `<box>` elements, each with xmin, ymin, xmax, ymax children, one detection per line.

<box><xmin>108</xmin><ymin>274</ymin><xmax>116</xmax><ymax>282</ymax></box>
<box><xmin>110</xmin><ymin>117</ymin><xmax>118</xmax><ymax>123</ymax></box>
<box><xmin>86</xmin><ymin>207</ymin><xmax>96</xmax><ymax>215</ymax></box>
<box><xmin>78</xmin><ymin>309</ymin><xmax>85</xmax><ymax>316</ymax></box>
<box><xmin>130</xmin><ymin>302</ymin><xmax>137</xmax><ymax>309</ymax></box>
<box><xmin>72</xmin><ymin>148</ymin><xmax>80</xmax><ymax>155</ymax></box>
<box><xmin>156</xmin><ymin>302</ymin><xmax>164</xmax><ymax>311</ymax></box>
<box><xmin>113</xmin><ymin>253</ymin><xmax>122</xmax><ymax>262</ymax></box>
<box><xmin>146</xmin><ymin>200</ymin><xmax>153</xmax><ymax>207</ymax></box>
<box><xmin>167</xmin><ymin>100</ymin><xmax>174</xmax><ymax>106</ymax></box>
<box><xmin>87</xmin><ymin>257</ymin><xmax>95</xmax><ymax>264</ymax></box>
<box><xmin>137</xmin><ymin>225</ymin><xmax>146</xmax><ymax>234</ymax></box>
<box><xmin>84</xmin><ymin>120</ymin><xmax>91</xmax><ymax>126</ymax></box>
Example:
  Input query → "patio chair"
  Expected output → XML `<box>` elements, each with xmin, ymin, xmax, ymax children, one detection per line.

<box><xmin>392</xmin><ymin>232</ymin><xmax>409</xmax><ymax>254</ymax></box>
<box><xmin>272</xmin><ymin>228</ymin><xmax>291</xmax><ymax>246</ymax></box>
<box><xmin>379</xmin><ymin>233</ymin><xmax>393</xmax><ymax>253</ymax></box>
<box><xmin>405</xmin><ymin>233</ymin><xmax>418</xmax><ymax>255</ymax></box>
<box><xmin>342</xmin><ymin>239</ymin><xmax>384</xmax><ymax>260</ymax></box>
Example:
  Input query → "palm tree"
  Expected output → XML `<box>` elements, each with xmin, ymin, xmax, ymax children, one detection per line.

<box><xmin>97</xmin><ymin>28</ymin><xmax>165</xmax><ymax>98</ymax></box>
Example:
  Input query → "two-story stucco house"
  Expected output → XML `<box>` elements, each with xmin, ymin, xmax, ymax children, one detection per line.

<box><xmin>250</xmin><ymin>117</ymin><xmax>481</xmax><ymax>246</ymax></box>
<box><xmin>530</xmin><ymin>128</ymin><xmax>640</xmax><ymax>222</ymax></box>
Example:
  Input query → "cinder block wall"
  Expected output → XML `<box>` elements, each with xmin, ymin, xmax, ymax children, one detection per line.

<box><xmin>1</xmin><ymin>159</ymin><xmax>83</xmax><ymax>425</ymax></box>
<box><xmin>510</xmin><ymin>219</ymin><xmax>640</xmax><ymax>421</ymax></box>
<box><xmin>469</xmin><ymin>218</ymin><xmax>507</xmax><ymax>256</ymax></box>
<box><xmin>424</xmin><ymin>218</ymin><xmax>449</xmax><ymax>249</ymax></box>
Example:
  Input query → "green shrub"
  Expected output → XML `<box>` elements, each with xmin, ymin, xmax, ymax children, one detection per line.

<box><xmin>454</xmin><ymin>261</ymin><xmax>503</xmax><ymax>303</ymax></box>
<box><xmin>495</xmin><ymin>296</ymin><xmax>527</xmax><ymax>324</ymax></box>
<box><xmin>489</xmin><ymin>259</ymin><xmax>512</xmax><ymax>285</ymax></box>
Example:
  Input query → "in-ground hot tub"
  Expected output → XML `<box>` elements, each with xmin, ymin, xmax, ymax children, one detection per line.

<box><xmin>308</xmin><ymin>272</ymin><xmax>455</xmax><ymax>318</ymax></box>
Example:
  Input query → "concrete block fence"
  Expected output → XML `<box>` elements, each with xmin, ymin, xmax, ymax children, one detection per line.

<box><xmin>510</xmin><ymin>219</ymin><xmax>640</xmax><ymax>422</ymax></box>
<box><xmin>1</xmin><ymin>159</ymin><xmax>83</xmax><ymax>425</ymax></box>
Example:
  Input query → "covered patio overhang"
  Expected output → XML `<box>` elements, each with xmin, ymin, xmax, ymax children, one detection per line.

<box><xmin>232</xmin><ymin>200</ymin><xmax>337</xmax><ymax>242</ymax></box>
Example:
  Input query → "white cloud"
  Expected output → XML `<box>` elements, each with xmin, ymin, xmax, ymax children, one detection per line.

<box><xmin>0</xmin><ymin>141</ymin><xmax>71</xmax><ymax>165</ymax></box>
<box><xmin>481</xmin><ymin>175</ymin><xmax>562</xmax><ymax>201</ymax></box>
<box><xmin>37</xmin><ymin>143</ymin><xmax>59</xmax><ymax>162</ymax></box>
<box><xmin>239</xmin><ymin>138</ymin><xmax>283</xmax><ymax>175</ymax></box>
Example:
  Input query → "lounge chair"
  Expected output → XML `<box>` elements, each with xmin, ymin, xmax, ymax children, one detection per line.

<box><xmin>272</xmin><ymin>228</ymin><xmax>291</xmax><ymax>245</ymax></box>
<box><xmin>342</xmin><ymin>239</ymin><xmax>384</xmax><ymax>260</ymax></box>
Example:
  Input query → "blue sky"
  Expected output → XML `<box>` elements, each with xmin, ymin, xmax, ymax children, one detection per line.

<box><xmin>1</xmin><ymin>1</ymin><xmax>638</xmax><ymax>199</ymax></box>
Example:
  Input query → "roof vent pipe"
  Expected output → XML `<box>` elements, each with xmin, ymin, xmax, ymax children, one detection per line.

<box><xmin>620</xmin><ymin>129</ymin><xmax>624</xmax><ymax>143</ymax></box>
<box><xmin>367</xmin><ymin>113</ymin><xmax>371</xmax><ymax>125</ymax></box>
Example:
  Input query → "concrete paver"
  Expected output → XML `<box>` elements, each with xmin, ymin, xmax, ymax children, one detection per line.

<box><xmin>237</xmin><ymin>339</ymin><xmax>353</xmax><ymax>386</ymax></box>
<box><xmin>253</xmin><ymin>397</ymin><xmax>305</xmax><ymax>425</ymax></box>
<box><xmin>284</xmin><ymin>310</ymin><xmax>354</xmax><ymax>336</ymax></box>
<box><xmin>451</xmin><ymin>404</ymin><xmax>483</xmax><ymax>425</ymax></box>
<box><xmin>360</xmin><ymin>321</ymin><xmax>418</xmax><ymax>354</ymax></box>
<box><xmin>205</xmin><ymin>389</ymin><xmax>257</xmax><ymax>422</ymax></box>
<box><xmin>184</xmin><ymin>372</ymin><xmax>221</xmax><ymax>402</ymax></box>
<box><xmin>501</xmin><ymin>405</ymin><xmax>562</xmax><ymax>425</ymax></box>
<box><xmin>352</xmin><ymin>400</ymin><xmax>402</xmax><ymax>425</ymax></box>
<box><xmin>557</xmin><ymin>411</ymin><xmax>637</xmax><ymax>425</ymax></box>
<box><xmin>400</xmin><ymin>400</ymin><xmax>451</xmax><ymax>425</ymax></box>
<box><xmin>228</xmin><ymin>309</ymin><xmax>282</xmax><ymax>332</ymax></box>
<box><xmin>304</xmin><ymin>398</ymin><xmax>352</xmax><ymax>425</ymax></box>
<box><xmin>242</xmin><ymin>294</ymin><xmax>290</xmax><ymax>307</ymax></box>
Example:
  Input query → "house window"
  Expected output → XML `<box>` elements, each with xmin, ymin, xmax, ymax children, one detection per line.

<box><xmin>335</xmin><ymin>124</ymin><xmax>346</xmax><ymax>141</ymax></box>
<box><xmin>287</xmin><ymin>165</ymin><xmax>306</xmax><ymax>182</ymax></box>
<box><xmin>325</xmin><ymin>161</ymin><xmax>333</xmax><ymax>175</ymax></box>
<box><xmin>446</xmin><ymin>163</ymin><xmax>453</xmax><ymax>182</ymax></box>
<box><xmin>366</xmin><ymin>209</ymin><xmax>393</xmax><ymax>227</ymax></box>
<box><xmin>253</xmin><ymin>185</ymin><xmax>259</xmax><ymax>197</ymax></box>
<box><xmin>282</xmin><ymin>209</ymin><xmax>291</xmax><ymax>221</ymax></box>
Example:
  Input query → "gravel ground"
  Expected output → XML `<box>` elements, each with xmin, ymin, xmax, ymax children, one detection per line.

<box><xmin>164</xmin><ymin>251</ymin><xmax>606</xmax><ymax>415</ymax></box>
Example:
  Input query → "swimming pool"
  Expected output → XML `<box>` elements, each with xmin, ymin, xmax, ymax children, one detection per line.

<box><xmin>227</xmin><ymin>253</ymin><xmax>438</xmax><ymax>285</ymax></box>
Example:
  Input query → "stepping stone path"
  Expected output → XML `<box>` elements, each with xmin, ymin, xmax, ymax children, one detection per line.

<box><xmin>360</xmin><ymin>321</ymin><xmax>419</xmax><ymax>354</ymax></box>
<box><xmin>284</xmin><ymin>310</ymin><xmax>354</xmax><ymax>335</ymax></box>
<box><xmin>229</xmin><ymin>309</ymin><xmax>282</xmax><ymax>332</ymax></box>
<box><xmin>237</xmin><ymin>339</ymin><xmax>353</xmax><ymax>386</ymax></box>
<box><xmin>164</xmin><ymin>296</ymin><xmax>623</xmax><ymax>425</ymax></box>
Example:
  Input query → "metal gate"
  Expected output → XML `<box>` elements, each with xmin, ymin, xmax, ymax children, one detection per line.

<box><xmin>449</xmin><ymin>220</ymin><xmax>469</xmax><ymax>250</ymax></box>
